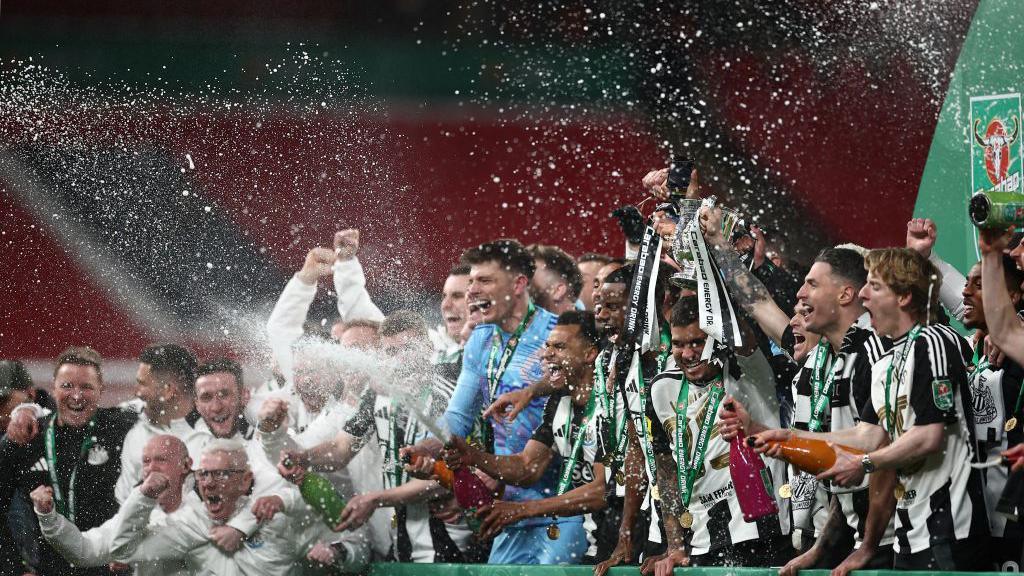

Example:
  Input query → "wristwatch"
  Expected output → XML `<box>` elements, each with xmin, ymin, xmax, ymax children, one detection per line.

<box><xmin>861</xmin><ymin>453</ymin><xmax>876</xmax><ymax>474</ymax></box>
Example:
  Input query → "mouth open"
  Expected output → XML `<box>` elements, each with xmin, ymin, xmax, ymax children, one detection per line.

<box><xmin>471</xmin><ymin>299</ymin><xmax>493</xmax><ymax>311</ymax></box>
<box><xmin>205</xmin><ymin>494</ymin><xmax>225</xmax><ymax>514</ymax></box>
<box><xmin>793</xmin><ymin>332</ymin><xmax>806</xmax><ymax>345</ymax></box>
<box><xmin>545</xmin><ymin>362</ymin><xmax>564</xmax><ymax>384</ymax></box>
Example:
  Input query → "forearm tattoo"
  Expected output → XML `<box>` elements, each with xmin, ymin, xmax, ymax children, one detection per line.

<box><xmin>708</xmin><ymin>241</ymin><xmax>774</xmax><ymax>315</ymax></box>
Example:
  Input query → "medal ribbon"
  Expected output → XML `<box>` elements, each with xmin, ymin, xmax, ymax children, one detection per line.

<box><xmin>44</xmin><ymin>415</ymin><xmax>96</xmax><ymax>523</ymax></box>
<box><xmin>618</xmin><ymin>351</ymin><xmax>658</xmax><ymax>484</ymax></box>
<box><xmin>555</xmin><ymin>391</ymin><xmax>600</xmax><ymax>496</ymax></box>
<box><xmin>807</xmin><ymin>341</ymin><xmax>837</xmax><ymax>432</ymax></box>
<box><xmin>485</xmin><ymin>301</ymin><xmax>537</xmax><ymax>403</ymax></box>
<box><xmin>883</xmin><ymin>325</ymin><xmax>922</xmax><ymax>437</ymax></box>
<box><xmin>595</xmin><ymin>350</ymin><xmax>627</xmax><ymax>466</ymax></box>
<box><xmin>675</xmin><ymin>377</ymin><xmax>725</xmax><ymax>511</ymax></box>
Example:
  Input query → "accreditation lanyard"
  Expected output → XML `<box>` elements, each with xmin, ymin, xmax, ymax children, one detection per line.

<box><xmin>595</xmin><ymin>350</ymin><xmax>627</xmax><ymax>464</ymax></box>
<box><xmin>44</xmin><ymin>416</ymin><xmax>96</xmax><ymax>523</ymax></box>
<box><xmin>807</xmin><ymin>341</ymin><xmax>837</xmax><ymax>433</ymax></box>
<box><xmin>485</xmin><ymin>301</ymin><xmax>537</xmax><ymax>403</ymax></box>
<box><xmin>675</xmin><ymin>377</ymin><xmax>725</xmax><ymax>512</ymax></box>
<box><xmin>657</xmin><ymin>327</ymin><xmax>672</xmax><ymax>373</ymax></box>
<box><xmin>555</xmin><ymin>393</ymin><xmax>599</xmax><ymax>496</ymax></box>
<box><xmin>883</xmin><ymin>325</ymin><xmax>922</xmax><ymax>437</ymax></box>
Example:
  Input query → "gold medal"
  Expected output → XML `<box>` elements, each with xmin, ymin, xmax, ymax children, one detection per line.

<box><xmin>679</xmin><ymin>510</ymin><xmax>694</xmax><ymax>528</ymax></box>
<box><xmin>546</xmin><ymin>523</ymin><xmax>560</xmax><ymax>540</ymax></box>
<box><xmin>894</xmin><ymin>483</ymin><xmax>906</xmax><ymax>500</ymax></box>
<box><xmin>615</xmin><ymin>470</ymin><xmax>625</xmax><ymax>486</ymax></box>
<box><xmin>1006</xmin><ymin>417</ymin><xmax>1018</xmax><ymax>432</ymax></box>
<box><xmin>651</xmin><ymin>485</ymin><xmax>661</xmax><ymax>501</ymax></box>
<box><xmin>391</xmin><ymin>513</ymin><xmax>398</xmax><ymax>528</ymax></box>
<box><xmin>778</xmin><ymin>483</ymin><xmax>792</xmax><ymax>499</ymax></box>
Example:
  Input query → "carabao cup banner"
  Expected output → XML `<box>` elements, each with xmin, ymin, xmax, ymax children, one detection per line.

<box><xmin>916</xmin><ymin>0</ymin><xmax>1024</xmax><ymax>269</ymax></box>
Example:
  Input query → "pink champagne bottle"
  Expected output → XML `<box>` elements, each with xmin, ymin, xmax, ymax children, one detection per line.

<box><xmin>730</xmin><ymin>428</ymin><xmax>779</xmax><ymax>522</ymax></box>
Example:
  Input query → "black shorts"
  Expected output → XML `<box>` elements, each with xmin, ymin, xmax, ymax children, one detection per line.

<box><xmin>689</xmin><ymin>535</ymin><xmax>795</xmax><ymax>567</ymax></box>
<box><xmin>894</xmin><ymin>537</ymin><xmax>988</xmax><ymax>571</ymax></box>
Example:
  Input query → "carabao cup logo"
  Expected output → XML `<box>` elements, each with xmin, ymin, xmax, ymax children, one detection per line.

<box><xmin>974</xmin><ymin>116</ymin><xmax>1019</xmax><ymax>186</ymax></box>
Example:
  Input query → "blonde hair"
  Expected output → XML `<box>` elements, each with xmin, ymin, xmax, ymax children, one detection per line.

<box><xmin>864</xmin><ymin>248</ymin><xmax>942</xmax><ymax>324</ymax></box>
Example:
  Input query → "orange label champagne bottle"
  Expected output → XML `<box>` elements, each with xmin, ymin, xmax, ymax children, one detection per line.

<box><xmin>750</xmin><ymin>435</ymin><xmax>863</xmax><ymax>475</ymax></box>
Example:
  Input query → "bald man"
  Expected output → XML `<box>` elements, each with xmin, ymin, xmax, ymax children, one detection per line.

<box><xmin>32</xmin><ymin>435</ymin><xmax>194</xmax><ymax>576</ymax></box>
<box><xmin>110</xmin><ymin>439</ymin><xmax>365</xmax><ymax>576</ymax></box>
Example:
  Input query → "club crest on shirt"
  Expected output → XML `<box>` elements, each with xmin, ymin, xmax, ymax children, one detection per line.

<box><xmin>932</xmin><ymin>379</ymin><xmax>954</xmax><ymax>411</ymax></box>
<box><xmin>244</xmin><ymin>532</ymin><xmax>266</xmax><ymax>549</ymax></box>
<box><xmin>87</xmin><ymin>445</ymin><xmax>109</xmax><ymax>466</ymax></box>
<box><xmin>971</xmin><ymin>373</ymin><xmax>998</xmax><ymax>425</ymax></box>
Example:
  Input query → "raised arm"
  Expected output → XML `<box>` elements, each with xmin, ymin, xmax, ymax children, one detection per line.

<box><xmin>906</xmin><ymin>218</ymin><xmax>966</xmax><ymax>321</ymax></box>
<box><xmin>700</xmin><ymin>206</ymin><xmax>791</xmax><ymax>345</ymax></box>
<box><xmin>332</xmin><ymin>229</ymin><xmax>385</xmax><ymax>323</ymax></box>
<box><xmin>33</xmin><ymin>486</ymin><xmax>115</xmax><ymax>566</ymax></box>
<box><xmin>980</xmin><ymin>228</ymin><xmax>1024</xmax><ymax>360</ymax></box>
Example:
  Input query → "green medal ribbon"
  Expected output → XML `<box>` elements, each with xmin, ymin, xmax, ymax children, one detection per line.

<box><xmin>807</xmin><ymin>341</ymin><xmax>837</xmax><ymax>433</ymax></box>
<box><xmin>675</xmin><ymin>377</ymin><xmax>725</xmax><ymax>512</ymax></box>
<box><xmin>657</xmin><ymin>326</ymin><xmax>672</xmax><ymax>373</ymax></box>
<box><xmin>44</xmin><ymin>416</ymin><xmax>96</xmax><ymax>523</ymax></box>
<box><xmin>485</xmin><ymin>301</ymin><xmax>537</xmax><ymax>402</ymax></box>
<box><xmin>555</xmin><ymin>392</ymin><xmax>600</xmax><ymax>496</ymax></box>
<box><xmin>595</xmin><ymin>350</ymin><xmax>627</xmax><ymax>467</ymax></box>
<box><xmin>883</xmin><ymin>324</ymin><xmax>922</xmax><ymax>436</ymax></box>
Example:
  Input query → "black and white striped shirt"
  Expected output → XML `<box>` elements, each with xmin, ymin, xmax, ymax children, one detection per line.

<box><xmin>860</xmin><ymin>324</ymin><xmax>987</xmax><ymax>554</ymax></box>
<box><xmin>789</xmin><ymin>324</ymin><xmax>893</xmax><ymax>547</ymax></box>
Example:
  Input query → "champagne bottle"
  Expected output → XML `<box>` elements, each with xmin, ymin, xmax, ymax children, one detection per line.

<box><xmin>284</xmin><ymin>456</ymin><xmax>347</xmax><ymax>527</ymax></box>
<box><xmin>970</xmin><ymin>191</ymin><xmax>1024</xmax><ymax>228</ymax></box>
<box><xmin>404</xmin><ymin>453</ymin><xmax>455</xmax><ymax>490</ymax></box>
<box><xmin>729</xmin><ymin>429</ymin><xmax>779</xmax><ymax>522</ymax></box>
<box><xmin>750</xmin><ymin>435</ymin><xmax>863</xmax><ymax>475</ymax></box>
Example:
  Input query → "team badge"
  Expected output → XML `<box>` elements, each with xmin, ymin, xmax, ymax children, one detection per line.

<box><xmin>87</xmin><ymin>445</ymin><xmax>109</xmax><ymax>466</ymax></box>
<box><xmin>932</xmin><ymin>379</ymin><xmax>954</xmax><ymax>411</ymax></box>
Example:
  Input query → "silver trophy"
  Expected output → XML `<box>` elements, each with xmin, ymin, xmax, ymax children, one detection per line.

<box><xmin>669</xmin><ymin>197</ymin><xmax>742</xmax><ymax>289</ymax></box>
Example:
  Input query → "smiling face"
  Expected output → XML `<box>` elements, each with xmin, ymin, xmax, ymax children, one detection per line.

<box><xmin>790</xmin><ymin>305</ymin><xmax>822</xmax><ymax>363</ymax></box>
<box><xmin>962</xmin><ymin>263</ymin><xmax>985</xmax><ymax>331</ymax></box>
<box><xmin>796</xmin><ymin>262</ymin><xmax>845</xmax><ymax>335</ymax></box>
<box><xmin>671</xmin><ymin>322</ymin><xmax>720</xmax><ymax>383</ymax></box>
<box><xmin>135</xmin><ymin>363</ymin><xmax>174</xmax><ymax>417</ymax></box>
<box><xmin>441</xmin><ymin>273</ymin><xmax>470</xmax><ymax>341</ymax></box>
<box><xmin>196</xmin><ymin>450</ymin><xmax>252</xmax><ymax>523</ymax></box>
<box><xmin>542</xmin><ymin>324</ymin><xmax>596</xmax><ymax>406</ymax></box>
<box><xmin>594</xmin><ymin>282</ymin><xmax>627</xmax><ymax>343</ymax></box>
<box><xmin>466</xmin><ymin>261</ymin><xmax>526</xmax><ymax>326</ymax></box>
<box><xmin>194</xmin><ymin>372</ymin><xmax>249</xmax><ymax>439</ymax></box>
<box><xmin>577</xmin><ymin>261</ymin><xmax>604</xmax><ymax>311</ymax></box>
<box><xmin>53</xmin><ymin>364</ymin><xmax>102</xmax><ymax>428</ymax></box>
<box><xmin>858</xmin><ymin>271</ymin><xmax>904</xmax><ymax>337</ymax></box>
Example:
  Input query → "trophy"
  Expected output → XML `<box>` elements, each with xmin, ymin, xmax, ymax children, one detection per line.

<box><xmin>665</xmin><ymin>156</ymin><xmax>741</xmax><ymax>289</ymax></box>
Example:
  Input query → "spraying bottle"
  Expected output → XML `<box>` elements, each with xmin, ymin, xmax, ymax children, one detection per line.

<box><xmin>405</xmin><ymin>453</ymin><xmax>494</xmax><ymax>532</ymax></box>
<box><xmin>970</xmin><ymin>191</ymin><xmax>1024</xmax><ymax>228</ymax></box>
<box><xmin>729</xmin><ymin>429</ymin><xmax>779</xmax><ymax>523</ymax></box>
<box><xmin>752</xmin><ymin>435</ymin><xmax>863</xmax><ymax>475</ymax></box>
<box><xmin>284</xmin><ymin>455</ymin><xmax>347</xmax><ymax>527</ymax></box>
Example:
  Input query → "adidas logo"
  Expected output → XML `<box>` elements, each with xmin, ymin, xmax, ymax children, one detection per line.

<box><xmin>30</xmin><ymin>457</ymin><xmax>48</xmax><ymax>473</ymax></box>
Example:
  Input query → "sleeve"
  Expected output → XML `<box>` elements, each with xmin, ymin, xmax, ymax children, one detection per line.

<box><xmin>266</xmin><ymin>275</ymin><xmax>319</xmax><ymax>380</ymax></box>
<box><xmin>649</xmin><ymin>401</ymin><xmax>672</xmax><ymax>456</ymax></box>
<box><xmin>439</xmin><ymin>331</ymin><xmax>487</xmax><ymax>439</ymax></box>
<box><xmin>530</xmin><ymin>396</ymin><xmax>560</xmax><ymax>448</ymax></box>
<box><xmin>109</xmin><ymin>488</ymin><xmax>199</xmax><ymax>562</ymax></box>
<box><xmin>258</xmin><ymin>425</ymin><xmax>302</xmax><ymax>465</ymax></box>
<box><xmin>850</xmin><ymin>354</ymin><xmax>875</xmax><ymax>424</ymax></box>
<box><xmin>37</xmin><ymin>508</ymin><xmax>114</xmax><ymax>566</ymax></box>
<box><xmin>908</xmin><ymin>335</ymin><xmax>959</xmax><ymax>426</ymax></box>
<box><xmin>930</xmin><ymin>253</ymin><xmax>967</xmax><ymax>322</ymax></box>
<box><xmin>115</xmin><ymin>430</ymin><xmax>141</xmax><ymax>504</ymax></box>
<box><xmin>342</xmin><ymin>390</ymin><xmax>377</xmax><ymax>439</ymax></box>
<box><xmin>332</xmin><ymin>257</ymin><xmax>385</xmax><ymax>323</ymax></box>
